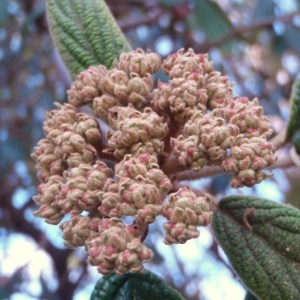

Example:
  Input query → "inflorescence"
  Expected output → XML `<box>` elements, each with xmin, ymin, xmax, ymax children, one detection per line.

<box><xmin>32</xmin><ymin>48</ymin><xmax>275</xmax><ymax>274</ymax></box>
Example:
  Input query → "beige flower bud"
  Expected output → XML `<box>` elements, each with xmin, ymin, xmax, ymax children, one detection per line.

<box><xmin>221</xmin><ymin>97</ymin><xmax>273</xmax><ymax>138</ymax></box>
<box><xmin>222</xmin><ymin>136</ymin><xmax>276</xmax><ymax>187</ymax></box>
<box><xmin>44</xmin><ymin>103</ymin><xmax>77</xmax><ymax>134</ymax></box>
<box><xmin>162</xmin><ymin>48</ymin><xmax>213</xmax><ymax>79</ymax></box>
<box><xmin>66</xmin><ymin>144</ymin><xmax>97</xmax><ymax>167</ymax></box>
<box><xmin>107</xmin><ymin>107</ymin><xmax>168</xmax><ymax>159</ymax></box>
<box><xmin>206</xmin><ymin>71</ymin><xmax>232</xmax><ymax>109</ymax></box>
<box><xmin>98</xmin><ymin>186</ymin><xmax>121</xmax><ymax>217</ymax></box>
<box><xmin>93</xmin><ymin>94</ymin><xmax>116</xmax><ymax>118</ymax></box>
<box><xmin>67</xmin><ymin>65</ymin><xmax>107</xmax><ymax>106</ymax></box>
<box><xmin>33</xmin><ymin>175</ymin><xmax>65</xmax><ymax>224</ymax></box>
<box><xmin>162</xmin><ymin>187</ymin><xmax>213</xmax><ymax>244</ymax></box>
<box><xmin>171</xmin><ymin>135</ymin><xmax>208</xmax><ymax>169</ymax></box>
<box><xmin>33</xmin><ymin>204</ymin><xmax>64</xmax><ymax>225</ymax></box>
<box><xmin>152</xmin><ymin>77</ymin><xmax>208</xmax><ymax>124</ymax></box>
<box><xmin>86</xmin><ymin>218</ymin><xmax>153</xmax><ymax>275</ymax></box>
<box><xmin>163</xmin><ymin>222</ymin><xmax>199</xmax><ymax>245</ymax></box>
<box><xmin>127</xmin><ymin>73</ymin><xmax>153</xmax><ymax>108</ymax></box>
<box><xmin>137</xmin><ymin>204</ymin><xmax>162</xmax><ymax>224</ymax></box>
<box><xmin>75</xmin><ymin>114</ymin><xmax>102</xmax><ymax>146</ymax></box>
<box><xmin>116</xmin><ymin>48</ymin><xmax>161</xmax><ymax>76</ymax></box>
<box><xmin>100</xmin><ymin>69</ymin><xmax>129</xmax><ymax>96</ymax></box>
<box><xmin>115</xmin><ymin>239</ymin><xmax>153</xmax><ymax>274</ymax></box>
<box><xmin>60</xmin><ymin>215</ymin><xmax>91</xmax><ymax>248</ymax></box>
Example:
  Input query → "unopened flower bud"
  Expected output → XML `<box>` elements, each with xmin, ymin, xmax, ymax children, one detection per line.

<box><xmin>60</xmin><ymin>215</ymin><xmax>91</xmax><ymax>248</ymax></box>
<box><xmin>68</xmin><ymin>65</ymin><xmax>107</xmax><ymax>106</ymax></box>
<box><xmin>162</xmin><ymin>187</ymin><xmax>213</xmax><ymax>244</ymax></box>
<box><xmin>116</xmin><ymin>48</ymin><xmax>161</xmax><ymax>76</ymax></box>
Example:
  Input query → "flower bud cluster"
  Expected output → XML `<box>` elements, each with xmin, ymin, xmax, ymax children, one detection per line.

<box><xmin>161</xmin><ymin>50</ymin><xmax>275</xmax><ymax>187</ymax></box>
<box><xmin>68</xmin><ymin>65</ymin><xmax>108</xmax><ymax>106</ymax></box>
<box><xmin>216</xmin><ymin>97</ymin><xmax>272</xmax><ymax>138</ymax></box>
<box><xmin>58</xmin><ymin>161</ymin><xmax>113</xmax><ymax>214</ymax></box>
<box><xmin>93</xmin><ymin>49</ymin><xmax>161</xmax><ymax>127</ymax></box>
<box><xmin>33</xmin><ymin>175</ymin><xmax>64</xmax><ymax>224</ymax></box>
<box><xmin>172</xmin><ymin>99</ymin><xmax>275</xmax><ymax>187</ymax></box>
<box><xmin>32</xmin><ymin>48</ymin><xmax>275</xmax><ymax>275</ymax></box>
<box><xmin>86</xmin><ymin>217</ymin><xmax>153</xmax><ymax>274</ymax></box>
<box><xmin>60</xmin><ymin>215</ymin><xmax>92</xmax><ymax>248</ymax></box>
<box><xmin>33</xmin><ymin>160</ymin><xmax>114</xmax><ymax>224</ymax></box>
<box><xmin>172</xmin><ymin>112</ymin><xmax>240</xmax><ymax>169</ymax></box>
<box><xmin>222</xmin><ymin>136</ymin><xmax>275</xmax><ymax>188</ymax></box>
<box><xmin>32</xmin><ymin>103</ymin><xmax>101</xmax><ymax>182</ymax></box>
<box><xmin>100</xmin><ymin>153</ymin><xmax>173</xmax><ymax>223</ymax></box>
<box><xmin>162</xmin><ymin>187</ymin><xmax>213</xmax><ymax>244</ymax></box>
<box><xmin>152</xmin><ymin>48</ymin><xmax>232</xmax><ymax>124</ymax></box>
<box><xmin>107</xmin><ymin>106</ymin><xmax>168</xmax><ymax>159</ymax></box>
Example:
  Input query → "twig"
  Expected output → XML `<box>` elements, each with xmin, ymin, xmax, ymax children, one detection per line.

<box><xmin>118</xmin><ymin>9</ymin><xmax>165</xmax><ymax>31</ymax></box>
<box><xmin>202</xmin><ymin>11</ymin><xmax>300</xmax><ymax>50</ymax></box>
<box><xmin>270</xmin><ymin>130</ymin><xmax>287</xmax><ymax>150</ymax></box>
<box><xmin>108</xmin><ymin>0</ymin><xmax>158</xmax><ymax>8</ymax></box>
<box><xmin>165</xmin><ymin>149</ymin><xmax>296</xmax><ymax>182</ymax></box>
<box><xmin>175</xmin><ymin>166</ymin><xmax>224</xmax><ymax>181</ymax></box>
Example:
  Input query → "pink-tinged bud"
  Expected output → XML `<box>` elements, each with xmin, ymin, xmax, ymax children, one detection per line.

<box><xmin>137</xmin><ymin>204</ymin><xmax>162</xmax><ymax>224</ymax></box>
<box><xmin>68</xmin><ymin>65</ymin><xmax>107</xmax><ymax>106</ymax></box>
<box><xmin>162</xmin><ymin>187</ymin><xmax>213</xmax><ymax>244</ymax></box>
<box><xmin>107</xmin><ymin>106</ymin><xmax>168</xmax><ymax>159</ymax></box>
<box><xmin>90</xmin><ymin>248</ymin><xmax>101</xmax><ymax>259</ymax></box>
<box><xmin>33</xmin><ymin>204</ymin><xmax>64</xmax><ymax>225</ymax></box>
<box><xmin>238</xmin><ymin>156</ymin><xmax>252</xmax><ymax>170</ymax></box>
<box><xmin>116</xmin><ymin>49</ymin><xmax>161</xmax><ymax>76</ymax></box>
<box><xmin>163</xmin><ymin>222</ymin><xmax>200</xmax><ymax>244</ymax></box>
<box><xmin>100</xmin><ymin>69</ymin><xmax>129</xmax><ymax>95</ymax></box>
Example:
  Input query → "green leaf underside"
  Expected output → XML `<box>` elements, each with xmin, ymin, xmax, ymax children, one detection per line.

<box><xmin>212</xmin><ymin>196</ymin><xmax>300</xmax><ymax>300</ymax></box>
<box><xmin>90</xmin><ymin>271</ymin><xmax>186</xmax><ymax>300</ymax></box>
<box><xmin>46</xmin><ymin>0</ymin><xmax>131</xmax><ymax>79</ymax></box>
<box><xmin>286</xmin><ymin>79</ymin><xmax>300</xmax><ymax>154</ymax></box>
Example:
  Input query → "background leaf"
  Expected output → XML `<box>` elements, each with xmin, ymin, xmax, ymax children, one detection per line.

<box><xmin>286</xmin><ymin>78</ymin><xmax>300</xmax><ymax>154</ymax></box>
<box><xmin>292</xmin><ymin>130</ymin><xmax>300</xmax><ymax>154</ymax></box>
<box><xmin>253</xmin><ymin>0</ymin><xmax>275</xmax><ymax>22</ymax></box>
<box><xmin>188</xmin><ymin>0</ymin><xmax>234</xmax><ymax>52</ymax></box>
<box><xmin>90</xmin><ymin>271</ymin><xmax>186</xmax><ymax>300</ymax></box>
<box><xmin>0</xmin><ymin>0</ymin><xmax>9</xmax><ymax>25</ymax></box>
<box><xmin>212</xmin><ymin>196</ymin><xmax>300</xmax><ymax>300</ymax></box>
<box><xmin>46</xmin><ymin>0</ymin><xmax>131</xmax><ymax>78</ymax></box>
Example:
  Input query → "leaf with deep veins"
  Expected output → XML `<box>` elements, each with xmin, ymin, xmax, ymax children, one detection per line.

<box><xmin>46</xmin><ymin>0</ymin><xmax>131</xmax><ymax>79</ymax></box>
<box><xmin>212</xmin><ymin>196</ymin><xmax>300</xmax><ymax>300</ymax></box>
<box><xmin>90</xmin><ymin>271</ymin><xmax>186</xmax><ymax>300</ymax></box>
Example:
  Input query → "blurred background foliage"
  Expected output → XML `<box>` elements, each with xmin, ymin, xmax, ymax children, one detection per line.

<box><xmin>1</xmin><ymin>0</ymin><xmax>300</xmax><ymax>299</ymax></box>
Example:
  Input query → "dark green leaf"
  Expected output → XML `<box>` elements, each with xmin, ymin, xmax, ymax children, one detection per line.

<box><xmin>46</xmin><ymin>0</ymin><xmax>131</xmax><ymax>79</ymax></box>
<box><xmin>292</xmin><ymin>130</ymin><xmax>300</xmax><ymax>154</ymax></box>
<box><xmin>286</xmin><ymin>78</ymin><xmax>300</xmax><ymax>154</ymax></box>
<box><xmin>253</xmin><ymin>0</ymin><xmax>275</xmax><ymax>22</ymax></box>
<box><xmin>212</xmin><ymin>196</ymin><xmax>300</xmax><ymax>300</ymax></box>
<box><xmin>91</xmin><ymin>271</ymin><xmax>186</xmax><ymax>300</ymax></box>
<box><xmin>284</xmin><ymin>26</ymin><xmax>300</xmax><ymax>57</ymax></box>
<box><xmin>0</xmin><ymin>0</ymin><xmax>9</xmax><ymax>25</ymax></box>
<box><xmin>0</xmin><ymin>139</ymin><xmax>26</xmax><ymax>167</ymax></box>
<box><xmin>160</xmin><ymin>0</ymin><xmax>185</xmax><ymax>7</ymax></box>
<box><xmin>189</xmin><ymin>0</ymin><xmax>234</xmax><ymax>52</ymax></box>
